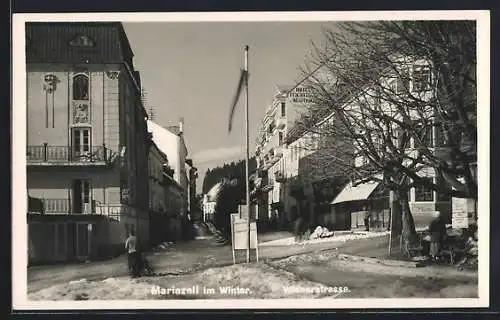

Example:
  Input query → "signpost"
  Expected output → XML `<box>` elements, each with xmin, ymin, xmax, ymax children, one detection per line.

<box><xmin>230</xmin><ymin>213</ymin><xmax>259</xmax><ymax>264</ymax></box>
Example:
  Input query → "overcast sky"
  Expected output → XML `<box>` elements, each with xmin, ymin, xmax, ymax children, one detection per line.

<box><xmin>122</xmin><ymin>21</ymin><xmax>335</xmax><ymax>193</ymax></box>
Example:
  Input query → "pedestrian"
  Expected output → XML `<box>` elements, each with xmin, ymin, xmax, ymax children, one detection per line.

<box><xmin>294</xmin><ymin>215</ymin><xmax>304</xmax><ymax>243</ymax></box>
<box><xmin>125</xmin><ymin>229</ymin><xmax>139</xmax><ymax>278</ymax></box>
<box><xmin>428</xmin><ymin>211</ymin><xmax>447</xmax><ymax>262</ymax></box>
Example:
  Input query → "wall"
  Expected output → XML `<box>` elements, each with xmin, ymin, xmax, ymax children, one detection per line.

<box><xmin>148</xmin><ymin>145</ymin><xmax>167</xmax><ymax>212</ymax></box>
<box><xmin>27</xmin><ymin>71</ymin><xmax>70</xmax><ymax>146</ymax></box>
<box><xmin>26</xmin><ymin>66</ymin><xmax>122</xmax><ymax>153</ymax></box>
<box><xmin>27</xmin><ymin>167</ymin><xmax>120</xmax><ymax>210</ymax></box>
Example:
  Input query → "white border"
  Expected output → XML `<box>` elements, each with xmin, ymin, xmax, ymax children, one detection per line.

<box><xmin>12</xmin><ymin>10</ymin><xmax>490</xmax><ymax>310</ymax></box>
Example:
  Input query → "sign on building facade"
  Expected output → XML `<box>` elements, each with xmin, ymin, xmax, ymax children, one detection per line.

<box><xmin>452</xmin><ymin>197</ymin><xmax>476</xmax><ymax>229</ymax></box>
<box><xmin>288</xmin><ymin>86</ymin><xmax>315</xmax><ymax>105</ymax></box>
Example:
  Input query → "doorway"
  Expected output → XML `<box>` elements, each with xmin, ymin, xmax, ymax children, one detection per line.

<box><xmin>72</xmin><ymin>179</ymin><xmax>92</xmax><ymax>214</ymax></box>
<box><xmin>76</xmin><ymin>223</ymin><xmax>90</xmax><ymax>260</ymax></box>
<box><xmin>71</xmin><ymin>127</ymin><xmax>91</xmax><ymax>161</ymax></box>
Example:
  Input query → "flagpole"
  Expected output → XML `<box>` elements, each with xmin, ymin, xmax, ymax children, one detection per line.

<box><xmin>244</xmin><ymin>45</ymin><xmax>251</xmax><ymax>263</ymax></box>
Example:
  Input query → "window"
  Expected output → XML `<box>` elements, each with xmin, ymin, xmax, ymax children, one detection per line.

<box><xmin>281</xmin><ymin>102</ymin><xmax>286</xmax><ymax>117</ymax></box>
<box><xmin>414</xmin><ymin>125</ymin><xmax>434</xmax><ymax>148</ymax></box>
<box><xmin>412</xmin><ymin>67</ymin><xmax>432</xmax><ymax>92</ymax></box>
<box><xmin>434</xmin><ymin>124</ymin><xmax>447</xmax><ymax>147</ymax></box>
<box><xmin>72</xmin><ymin>127</ymin><xmax>91</xmax><ymax>159</ymax></box>
<box><xmin>414</xmin><ymin>177</ymin><xmax>434</xmax><ymax>202</ymax></box>
<box><xmin>278</xmin><ymin>132</ymin><xmax>283</xmax><ymax>145</ymax></box>
<box><xmin>73</xmin><ymin>74</ymin><xmax>89</xmax><ymax>100</ymax></box>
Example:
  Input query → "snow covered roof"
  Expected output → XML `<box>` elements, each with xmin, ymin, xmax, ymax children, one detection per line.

<box><xmin>206</xmin><ymin>182</ymin><xmax>223</xmax><ymax>202</ymax></box>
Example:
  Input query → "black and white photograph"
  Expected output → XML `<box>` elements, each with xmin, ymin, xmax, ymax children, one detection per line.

<box><xmin>12</xmin><ymin>11</ymin><xmax>489</xmax><ymax>309</ymax></box>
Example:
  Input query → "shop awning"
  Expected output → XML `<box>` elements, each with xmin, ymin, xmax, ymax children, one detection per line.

<box><xmin>331</xmin><ymin>180</ymin><xmax>380</xmax><ymax>205</ymax></box>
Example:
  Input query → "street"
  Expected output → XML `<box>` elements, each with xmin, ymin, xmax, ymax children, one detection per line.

<box><xmin>28</xmin><ymin>234</ymin><xmax>478</xmax><ymax>300</ymax></box>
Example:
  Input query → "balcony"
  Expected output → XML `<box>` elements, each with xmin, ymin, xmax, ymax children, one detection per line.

<box><xmin>33</xmin><ymin>198</ymin><xmax>130</xmax><ymax>220</ymax></box>
<box><xmin>275</xmin><ymin>171</ymin><xmax>286</xmax><ymax>183</ymax></box>
<box><xmin>276</xmin><ymin>117</ymin><xmax>286</xmax><ymax>129</ymax></box>
<box><xmin>273</xmin><ymin>146</ymin><xmax>284</xmax><ymax>158</ymax></box>
<box><xmin>27</xmin><ymin>144</ymin><xmax>113</xmax><ymax>167</ymax></box>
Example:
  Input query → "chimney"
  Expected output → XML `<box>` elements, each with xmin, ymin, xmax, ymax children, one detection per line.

<box><xmin>179</xmin><ymin>117</ymin><xmax>184</xmax><ymax>135</ymax></box>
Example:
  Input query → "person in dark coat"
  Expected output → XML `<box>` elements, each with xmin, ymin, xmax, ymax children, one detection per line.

<box><xmin>428</xmin><ymin>212</ymin><xmax>447</xmax><ymax>262</ymax></box>
<box><xmin>125</xmin><ymin>229</ymin><xmax>140</xmax><ymax>278</ymax></box>
<box><xmin>294</xmin><ymin>213</ymin><xmax>309</xmax><ymax>243</ymax></box>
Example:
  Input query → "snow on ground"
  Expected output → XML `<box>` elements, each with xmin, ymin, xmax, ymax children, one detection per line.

<box><xmin>259</xmin><ymin>227</ymin><xmax>427</xmax><ymax>247</ymax></box>
<box><xmin>269</xmin><ymin>249</ymin><xmax>478</xmax><ymax>298</ymax></box>
<box><xmin>28</xmin><ymin>277</ymin><xmax>156</xmax><ymax>300</ymax></box>
<box><xmin>259</xmin><ymin>230</ymin><xmax>388</xmax><ymax>247</ymax></box>
<box><xmin>28</xmin><ymin>263</ymin><xmax>344</xmax><ymax>300</ymax></box>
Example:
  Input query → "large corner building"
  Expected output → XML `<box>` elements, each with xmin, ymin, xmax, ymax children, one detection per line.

<box><xmin>26</xmin><ymin>22</ymin><xmax>150</xmax><ymax>263</ymax></box>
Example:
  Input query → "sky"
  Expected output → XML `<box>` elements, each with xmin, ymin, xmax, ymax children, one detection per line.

<box><xmin>122</xmin><ymin>21</ymin><xmax>335</xmax><ymax>193</ymax></box>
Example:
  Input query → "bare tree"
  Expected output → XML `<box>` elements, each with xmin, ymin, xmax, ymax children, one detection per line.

<box><xmin>294</xmin><ymin>20</ymin><xmax>477</xmax><ymax>249</ymax></box>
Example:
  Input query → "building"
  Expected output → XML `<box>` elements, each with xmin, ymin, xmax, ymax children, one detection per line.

<box><xmin>147</xmin><ymin>119</ymin><xmax>190</xmax><ymax>239</ymax></box>
<box><xmin>253</xmin><ymin>85</ymin><xmax>312</xmax><ymax>229</ymax></box>
<box><xmin>285</xmin><ymin>57</ymin><xmax>474</xmax><ymax>231</ymax></box>
<box><xmin>162</xmin><ymin>165</ymin><xmax>184</xmax><ymax>241</ymax></box>
<box><xmin>147</xmin><ymin>139</ymin><xmax>170</xmax><ymax>245</ymax></box>
<box><xmin>202</xmin><ymin>181</ymin><xmax>223</xmax><ymax>222</ymax></box>
<box><xmin>26</xmin><ymin>22</ymin><xmax>150</xmax><ymax>264</ymax></box>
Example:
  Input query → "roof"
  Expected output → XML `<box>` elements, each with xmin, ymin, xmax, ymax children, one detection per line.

<box><xmin>26</xmin><ymin>22</ymin><xmax>134</xmax><ymax>65</ymax></box>
<box><xmin>331</xmin><ymin>180</ymin><xmax>380</xmax><ymax>204</ymax></box>
<box><xmin>206</xmin><ymin>182</ymin><xmax>223</xmax><ymax>202</ymax></box>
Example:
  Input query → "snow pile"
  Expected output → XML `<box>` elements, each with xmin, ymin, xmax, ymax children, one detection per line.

<box><xmin>309</xmin><ymin>226</ymin><xmax>335</xmax><ymax>240</ymax></box>
<box><xmin>150</xmin><ymin>263</ymin><xmax>342</xmax><ymax>299</ymax></box>
<box><xmin>457</xmin><ymin>236</ymin><xmax>478</xmax><ymax>271</ymax></box>
<box><xmin>29</xmin><ymin>263</ymin><xmax>342</xmax><ymax>300</ymax></box>
<box><xmin>260</xmin><ymin>230</ymin><xmax>388</xmax><ymax>247</ymax></box>
<box><xmin>28</xmin><ymin>277</ymin><xmax>155</xmax><ymax>301</ymax></box>
<box><xmin>152</xmin><ymin>242</ymin><xmax>174</xmax><ymax>252</ymax></box>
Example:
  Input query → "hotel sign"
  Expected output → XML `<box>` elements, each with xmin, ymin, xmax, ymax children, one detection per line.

<box><xmin>288</xmin><ymin>87</ymin><xmax>315</xmax><ymax>105</ymax></box>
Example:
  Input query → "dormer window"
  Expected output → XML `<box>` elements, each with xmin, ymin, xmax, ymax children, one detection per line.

<box><xmin>70</xmin><ymin>34</ymin><xmax>95</xmax><ymax>47</ymax></box>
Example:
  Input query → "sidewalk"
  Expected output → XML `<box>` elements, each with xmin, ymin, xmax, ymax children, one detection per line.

<box><xmin>259</xmin><ymin>228</ymin><xmax>427</xmax><ymax>247</ymax></box>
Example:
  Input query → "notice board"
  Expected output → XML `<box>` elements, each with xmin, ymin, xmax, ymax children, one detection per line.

<box><xmin>231</xmin><ymin>213</ymin><xmax>258</xmax><ymax>250</ymax></box>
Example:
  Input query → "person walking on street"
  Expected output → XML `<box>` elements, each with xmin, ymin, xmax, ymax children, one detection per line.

<box><xmin>125</xmin><ymin>229</ymin><xmax>139</xmax><ymax>278</ymax></box>
<box><xmin>428</xmin><ymin>212</ymin><xmax>447</xmax><ymax>262</ymax></box>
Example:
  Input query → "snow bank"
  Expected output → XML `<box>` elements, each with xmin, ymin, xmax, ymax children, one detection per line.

<box><xmin>309</xmin><ymin>226</ymin><xmax>335</xmax><ymax>240</ymax></box>
<box><xmin>28</xmin><ymin>263</ymin><xmax>343</xmax><ymax>300</ymax></box>
<box><xmin>260</xmin><ymin>227</ymin><xmax>428</xmax><ymax>247</ymax></box>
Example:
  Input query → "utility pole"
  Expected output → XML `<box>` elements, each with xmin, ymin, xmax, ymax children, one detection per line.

<box><xmin>244</xmin><ymin>45</ymin><xmax>251</xmax><ymax>263</ymax></box>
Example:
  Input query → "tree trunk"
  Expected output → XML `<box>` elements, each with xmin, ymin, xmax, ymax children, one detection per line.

<box><xmin>397</xmin><ymin>189</ymin><xmax>419</xmax><ymax>249</ymax></box>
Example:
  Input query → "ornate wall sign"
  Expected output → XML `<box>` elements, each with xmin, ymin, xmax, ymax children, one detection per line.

<box><xmin>43</xmin><ymin>74</ymin><xmax>60</xmax><ymax>93</ymax></box>
<box><xmin>72</xmin><ymin>101</ymin><xmax>90</xmax><ymax>123</ymax></box>
<box><xmin>105</xmin><ymin>71</ymin><xmax>120</xmax><ymax>80</ymax></box>
<box><xmin>70</xmin><ymin>35</ymin><xmax>95</xmax><ymax>47</ymax></box>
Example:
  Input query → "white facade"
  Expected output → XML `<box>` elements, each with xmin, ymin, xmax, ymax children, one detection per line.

<box><xmin>202</xmin><ymin>182</ymin><xmax>223</xmax><ymax>221</ymax></box>
<box><xmin>147</xmin><ymin>120</ymin><xmax>189</xmax><ymax>216</ymax></box>
<box><xmin>254</xmin><ymin>85</ymin><xmax>310</xmax><ymax>223</ymax></box>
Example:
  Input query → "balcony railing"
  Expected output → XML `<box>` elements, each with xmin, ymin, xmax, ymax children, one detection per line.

<box><xmin>27</xmin><ymin>144</ymin><xmax>112</xmax><ymax>165</ymax></box>
<box><xmin>36</xmin><ymin>198</ymin><xmax>129</xmax><ymax>219</ymax></box>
